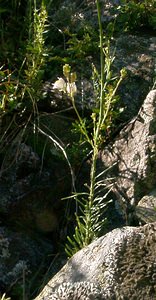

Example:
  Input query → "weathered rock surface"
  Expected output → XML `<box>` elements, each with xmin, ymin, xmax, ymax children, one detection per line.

<box><xmin>136</xmin><ymin>189</ymin><xmax>156</xmax><ymax>224</ymax></box>
<box><xmin>34</xmin><ymin>222</ymin><xmax>156</xmax><ymax>300</ymax></box>
<box><xmin>98</xmin><ymin>89</ymin><xmax>156</xmax><ymax>222</ymax></box>
<box><xmin>114</xmin><ymin>34</ymin><xmax>156</xmax><ymax>120</ymax></box>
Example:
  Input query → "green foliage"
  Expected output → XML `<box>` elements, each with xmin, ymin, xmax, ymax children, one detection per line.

<box><xmin>44</xmin><ymin>2</ymin><xmax>99</xmax><ymax>77</ymax></box>
<box><xmin>66</xmin><ymin>27</ymin><xmax>98</xmax><ymax>63</ymax></box>
<box><xmin>117</xmin><ymin>0</ymin><xmax>156</xmax><ymax>32</ymax></box>
<box><xmin>0</xmin><ymin>0</ymin><xmax>48</xmax><ymax>113</ymax></box>
<box><xmin>45</xmin><ymin>0</ymin><xmax>156</xmax><ymax>80</ymax></box>
<box><xmin>0</xmin><ymin>0</ymin><xmax>27</xmax><ymax>65</ymax></box>
<box><xmin>25</xmin><ymin>1</ymin><xmax>48</xmax><ymax>85</ymax></box>
<box><xmin>0</xmin><ymin>67</ymin><xmax>18</xmax><ymax>111</ymax></box>
<box><xmin>65</xmin><ymin>185</ymin><xmax>112</xmax><ymax>257</ymax></box>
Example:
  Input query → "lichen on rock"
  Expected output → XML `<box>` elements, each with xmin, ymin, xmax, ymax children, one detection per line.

<box><xmin>48</xmin><ymin>282</ymin><xmax>105</xmax><ymax>300</ymax></box>
<box><xmin>34</xmin><ymin>222</ymin><xmax>156</xmax><ymax>300</ymax></box>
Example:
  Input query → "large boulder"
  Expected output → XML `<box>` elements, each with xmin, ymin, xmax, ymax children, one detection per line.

<box><xmin>136</xmin><ymin>189</ymin><xmax>156</xmax><ymax>224</ymax></box>
<box><xmin>34</xmin><ymin>222</ymin><xmax>156</xmax><ymax>300</ymax></box>
<box><xmin>113</xmin><ymin>34</ymin><xmax>156</xmax><ymax>120</ymax></box>
<box><xmin>98</xmin><ymin>89</ymin><xmax>156</xmax><ymax>223</ymax></box>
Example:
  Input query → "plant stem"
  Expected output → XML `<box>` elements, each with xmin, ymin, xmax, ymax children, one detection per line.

<box><xmin>85</xmin><ymin>145</ymin><xmax>98</xmax><ymax>244</ymax></box>
<box><xmin>66</xmin><ymin>0</ymin><xmax>125</xmax><ymax>256</ymax></box>
<box><xmin>71</xmin><ymin>96</ymin><xmax>93</xmax><ymax>147</ymax></box>
<box><xmin>96</xmin><ymin>0</ymin><xmax>105</xmax><ymax>127</ymax></box>
<box><xmin>85</xmin><ymin>0</ymin><xmax>104</xmax><ymax>245</ymax></box>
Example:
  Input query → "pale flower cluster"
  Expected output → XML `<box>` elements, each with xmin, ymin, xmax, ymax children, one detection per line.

<box><xmin>53</xmin><ymin>77</ymin><xmax>77</xmax><ymax>97</ymax></box>
<box><xmin>53</xmin><ymin>77</ymin><xmax>66</xmax><ymax>93</ymax></box>
<box><xmin>52</xmin><ymin>64</ymin><xmax>77</xmax><ymax>97</ymax></box>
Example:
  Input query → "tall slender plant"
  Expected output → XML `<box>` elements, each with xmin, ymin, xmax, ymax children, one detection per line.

<box><xmin>52</xmin><ymin>0</ymin><xmax>126</xmax><ymax>257</ymax></box>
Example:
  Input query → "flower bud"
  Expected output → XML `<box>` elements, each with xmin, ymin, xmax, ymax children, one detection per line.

<box><xmin>120</xmin><ymin>67</ymin><xmax>127</xmax><ymax>79</ymax></box>
<box><xmin>66</xmin><ymin>82</ymin><xmax>77</xmax><ymax>97</ymax></box>
<box><xmin>70</xmin><ymin>72</ymin><xmax>77</xmax><ymax>83</ymax></box>
<box><xmin>63</xmin><ymin>64</ymin><xmax>71</xmax><ymax>80</ymax></box>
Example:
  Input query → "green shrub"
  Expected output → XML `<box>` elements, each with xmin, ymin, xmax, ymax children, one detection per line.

<box><xmin>0</xmin><ymin>0</ymin><xmax>48</xmax><ymax>113</ymax></box>
<box><xmin>117</xmin><ymin>0</ymin><xmax>156</xmax><ymax>32</ymax></box>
